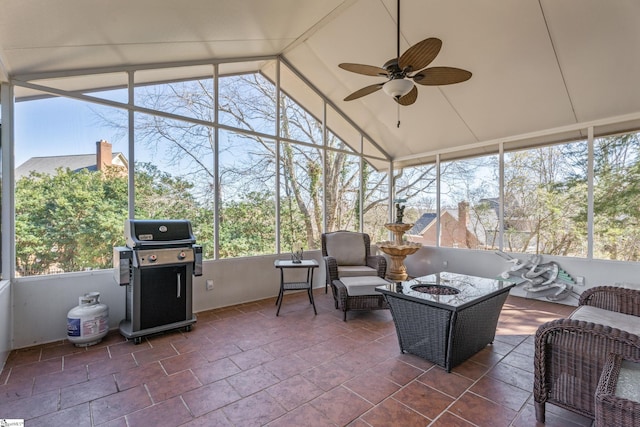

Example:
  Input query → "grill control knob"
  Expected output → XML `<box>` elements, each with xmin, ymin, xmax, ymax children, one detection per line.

<box><xmin>148</xmin><ymin>255</ymin><xmax>157</xmax><ymax>262</ymax></box>
<box><xmin>178</xmin><ymin>251</ymin><xmax>187</xmax><ymax>260</ymax></box>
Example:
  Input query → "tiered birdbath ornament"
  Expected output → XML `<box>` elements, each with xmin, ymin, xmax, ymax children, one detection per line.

<box><xmin>377</xmin><ymin>201</ymin><xmax>421</xmax><ymax>281</ymax></box>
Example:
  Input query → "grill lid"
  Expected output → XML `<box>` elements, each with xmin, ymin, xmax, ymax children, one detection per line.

<box><xmin>125</xmin><ymin>219</ymin><xmax>196</xmax><ymax>248</ymax></box>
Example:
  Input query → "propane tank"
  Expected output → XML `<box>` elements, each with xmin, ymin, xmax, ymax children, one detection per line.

<box><xmin>67</xmin><ymin>292</ymin><xmax>109</xmax><ymax>347</ymax></box>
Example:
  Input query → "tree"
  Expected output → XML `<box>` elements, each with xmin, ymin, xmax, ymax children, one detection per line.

<box><xmin>15</xmin><ymin>166</ymin><xmax>127</xmax><ymax>275</ymax></box>
<box><xmin>15</xmin><ymin>163</ymin><xmax>208</xmax><ymax>276</ymax></box>
<box><xmin>129</xmin><ymin>72</ymin><xmax>436</xmax><ymax>255</ymax></box>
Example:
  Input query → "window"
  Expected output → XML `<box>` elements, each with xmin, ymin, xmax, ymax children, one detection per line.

<box><xmin>593</xmin><ymin>132</ymin><xmax>640</xmax><ymax>261</ymax></box>
<box><xmin>14</xmin><ymin>94</ymin><xmax>128</xmax><ymax>276</ymax></box>
<box><xmin>280</xmin><ymin>142</ymin><xmax>322</xmax><ymax>251</ymax></box>
<box><xmin>504</xmin><ymin>142</ymin><xmax>587</xmax><ymax>256</ymax></box>
<box><xmin>325</xmin><ymin>133</ymin><xmax>360</xmax><ymax>232</ymax></box>
<box><xmin>395</xmin><ymin>164</ymin><xmax>437</xmax><ymax>245</ymax></box>
<box><xmin>219</xmin><ymin>130</ymin><xmax>276</xmax><ymax>257</ymax></box>
<box><xmin>439</xmin><ymin>155</ymin><xmax>499</xmax><ymax>249</ymax></box>
<box><xmin>363</xmin><ymin>162</ymin><xmax>389</xmax><ymax>243</ymax></box>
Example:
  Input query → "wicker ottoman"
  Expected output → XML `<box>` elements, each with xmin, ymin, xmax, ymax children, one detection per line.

<box><xmin>595</xmin><ymin>353</ymin><xmax>640</xmax><ymax>427</ymax></box>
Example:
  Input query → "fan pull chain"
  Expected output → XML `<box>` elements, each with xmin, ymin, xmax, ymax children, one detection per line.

<box><xmin>397</xmin><ymin>102</ymin><xmax>401</xmax><ymax>128</ymax></box>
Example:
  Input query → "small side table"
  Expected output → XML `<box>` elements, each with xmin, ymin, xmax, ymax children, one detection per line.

<box><xmin>274</xmin><ymin>259</ymin><xmax>319</xmax><ymax>316</ymax></box>
<box><xmin>595</xmin><ymin>353</ymin><xmax>640</xmax><ymax>427</ymax></box>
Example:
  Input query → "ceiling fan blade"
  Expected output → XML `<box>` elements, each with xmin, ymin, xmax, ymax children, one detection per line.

<box><xmin>344</xmin><ymin>83</ymin><xmax>384</xmax><ymax>101</ymax></box>
<box><xmin>394</xmin><ymin>85</ymin><xmax>418</xmax><ymax>106</ymax></box>
<box><xmin>413</xmin><ymin>67</ymin><xmax>472</xmax><ymax>86</ymax></box>
<box><xmin>339</xmin><ymin>63</ymin><xmax>388</xmax><ymax>77</ymax></box>
<box><xmin>398</xmin><ymin>38</ymin><xmax>442</xmax><ymax>72</ymax></box>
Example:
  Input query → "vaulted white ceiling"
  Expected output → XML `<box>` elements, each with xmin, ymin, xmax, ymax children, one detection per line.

<box><xmin>2</xmin><ymin>0</ymin><xmax>640</xmax><ymax>163</ymax></box>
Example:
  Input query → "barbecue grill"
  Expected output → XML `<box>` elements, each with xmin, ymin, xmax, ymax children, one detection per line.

<box><xmin>114</xmin><ymin>219</ymin><xmax>202</xmax><ymax>344</ymax></box>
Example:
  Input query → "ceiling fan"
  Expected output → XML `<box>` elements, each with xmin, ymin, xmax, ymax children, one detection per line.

<box><xmin>339</xmin><ymin>0</ymin><xmax>472</xmax><ymax>106</ymax></box>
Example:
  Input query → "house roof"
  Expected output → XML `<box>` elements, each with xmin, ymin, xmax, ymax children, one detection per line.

<box><xmin>406</xmin><ymin>213</ymin><xmax>437</xmax><ymax>236</ymax></box>
<box><xmin>15</xmin><ymin>152</ymin><xmax>126</xmax><ymax>180</ymax></box>
<box><xmin>2</xmin><ymin>1</ymin><xmax>640</xmax><ymax>165</ymax></box>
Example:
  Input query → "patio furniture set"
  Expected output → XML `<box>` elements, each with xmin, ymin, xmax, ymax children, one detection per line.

<box><xmin>276</xmin><ymin>230</ymin><xmax>640</xmax><ymax>425</ymax></box>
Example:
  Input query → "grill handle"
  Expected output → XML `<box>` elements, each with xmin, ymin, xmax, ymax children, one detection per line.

<box><xmin>177</xmin><ymin>272</ymin><xmax>182</xmax><ymax>298</ymax></box>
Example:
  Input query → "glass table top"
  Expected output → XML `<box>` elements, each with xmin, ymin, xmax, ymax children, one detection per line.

<box><xmin>376</xmin><ymin>271</ymin><xmax>514</xmax><ymax>309</ymax></box>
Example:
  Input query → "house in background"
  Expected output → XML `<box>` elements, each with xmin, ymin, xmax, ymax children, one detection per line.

<box><xmin>15</xmin><ymin>139</ymin><xmax>127</xmax><ymax>179</ymax></box>
<box><xmin>406</xmin><ymin>201</ymin><xmax>486</xmax><ymax>248</ymax></box>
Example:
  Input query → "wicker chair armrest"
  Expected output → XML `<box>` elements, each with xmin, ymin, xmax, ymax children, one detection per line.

<box><xmin>579</xmin><ymin>285</ymin><xmax>640</xmax><ymax>316</ymax></box>
<box><xmin>324</xmin><ymin>256</ymin><xmax>339</xmax><ymax>284</ymax></box>
<box><xmin>534</xmin><ymin>318</ymin><xmax>640</xmax><ymax>414</ymax></box>
<box><xmin>367</xmin><ymin>255</ymin><xmax>387</xmax><ymax>278</ymax></box>
<box><xmin>331</xmin><ymin>279</ymin><xmax>348</xmax><ymax>307</ymax></box>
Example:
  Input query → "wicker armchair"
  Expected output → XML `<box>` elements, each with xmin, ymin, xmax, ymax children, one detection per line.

<box><xmin>534</xmin><ymin>286</ymin><xmax>640</xmax><ymax>423</ymax></box>
<box><xmin>321</xmin><ymin>231</ymin><xmax>389</xmax><ymax>321</ymax></box>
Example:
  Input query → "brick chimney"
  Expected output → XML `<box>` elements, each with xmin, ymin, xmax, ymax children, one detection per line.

<box><xmin>96</xmin><ymin>140</ymin><xmax>112</xmax><ymax>171</ymax></box>
<box><xmin>456</xmin><ymin>201</ymin><xmax>470</xmax><ymax>248</ymax></box>
<box><xmin>458</xmin><ymin>201</ymin><xmax>469</xmax><ymax>230</ymax></box>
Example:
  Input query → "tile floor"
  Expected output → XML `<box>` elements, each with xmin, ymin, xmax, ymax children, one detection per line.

<box><xmin>0</xmin><ymin>288</ymin><xmax>594</xmax><ymax>426</ymax></box>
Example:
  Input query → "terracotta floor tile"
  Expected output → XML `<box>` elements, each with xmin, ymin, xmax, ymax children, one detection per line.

<box><xmin>374</xmin><ymin>358</ymin><xmax>425</xmax><ymax>386</ymax></box>
<box><xmin>343</xmin><ymin>371</ymin><xmax>402</xmax><ymax>405</ymax></box>
<box><xmin>264</xmin><ymin>354</ymin><xmax>311</xmax><ymax>381</ymax></box>
<box><xmin>114</xmin><ymin>361</ymin><xmax>166</xmax><ymax>391</ymax></box>
<box><xmin>0</xmin><ymin>292</ymin><xmax>582</xmax><ymax>427</ymax></box>
<box><xmin>429</xmin><ymin>411</ymin><xmax>476</xmax><ymax>426</ymax></box>
<box><xmin>198</xmin><ymin>341</ymin><xmax>243</xmax><ymax>362</ymax></box>
<box><xmin>302</xmin><ymin>361</ymin><xmax>355</xmax><ymax>391</ymax></box>
<box><xmin>226</xmin><ymin>365</ymin><xmax>280</xmax><ymax>397</ymax></box>
<box><xmin>266</xmin><ymin>374</ymin><xmax>324</xmax><ymax>411</ymax></box>
<box><xmin>147</xmin><ymin>369</ymin><xmax>202</xmax><ymax>403</ymax></box>
<box><xmin>33</xmin><ymin>364</ymin><xmax>88</xmax><ymax>394</ymax></box>
<box><xmin>470</xmin><ymin>375</ymin><xmax>531</xmax><ymax>412</ymax></box>
<box><xmin>3</xmin><ymin>346</ymin><xmax>42</xmax><ymax>368</ymax></box>
<box><xmin>90</xmin><ymin>384</ymin><xmax>152</xmax><ymax>425</ymax></box>
<box><xmin>450</xmin><ymin>358</ymin><xmax>491</xmax><ymax>380</ymax></box>
<box><xmin>0</xmin><ymin>378</ymin><xmax>33</xmax><ymax>403</ymax></box>
<box><xmin>359</xmin><ymin>397</ymin><xmax>430</xmax><ymax>427</ymax></box>
<box><xmin>61</xmin><ymin>374</ymin><xmax>118</xmax><ymax>409</ymax></box>
<box><xmin>487</xmin><ymin>361</ymin><xmax>534</xmax><ymax>391</ymax></box>
<box><xmin>0</xmin><ymin>388</ymin><xmax>59</xmax><ymax>420</ymax></box>
<box><xmin>6</xmin><ymin>358</ymin><xmax>62</xmax><ymax>384</ymax></box>
<box><xmin>125</xmin><ymin>395</ymin><xmax>193</xmax><ymax>427</ymax></box>
<box><xmin>182</xmin><ymin>379</ymin><xmax>241</xmax><ymax>417</ymax></box>
<box><xmin>40</xmin><ymin>342</ymin><xmax>84</xmax><ymax>361</ymax></box>
<box><xmin>393</xmin><ymin>380</ymin><xmax>454</xmax><ymax>419</ymax></box>
<box><xmin>180</xmin><ymin>408</ymin><xmax>233</xmax><ymax>427</ymax></box>
<box><xmin>222</xmin><ymin>390</ymin><xmax>286</xmax><ymax>426</ymax></box>
<box><xmin>266</xmin><ymin>403</ymin><xmax>337</xmax><ymax>427</ymax></box>
<box><xmin>159</xmin><ymin>350</ymin><xmax>207</xmax><ymax>375</ymax></box>
<box><xmin>228</xmin><ymin>346</ymin><xmax>276</xmax><ymax>370</ymax></box>
<box><xmin>87</xmin><ymin>353</ymin><xmax>137</xmax><ymax>380</ymax></box>
<box><xmin>63</xmin><ymin>346</ymin><xmax>110</xmax><ymax>369</ymax></box>
<box><xmin>310</xmin><ymin>386</ymin><xmax>373</xmax><ymax>426</ymax></box>
<box><xmin>28</xmin><ymin>402</ymin><xmax>92</xmax><ymax>427</ymax></box>
<box><xmin>191</xmin><ymin>357</ymin><xmax>242</xmax><ymax>384</ymax></box>
<box><xmin>417</xmin><ymin>366</ymin><xmax>474</xmax><ymax>398</ymax></box>
<box><xmin>449</xmin><ymin>391</ymin><xmax>518</xmax><ymax>427</ymax></box>
<box><xmin>131</xmin><ymin>342</ymin><xmax>179</xmax><ymax>365</ymax></box>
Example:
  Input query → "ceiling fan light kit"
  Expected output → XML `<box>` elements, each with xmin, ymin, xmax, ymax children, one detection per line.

<box><xmin>339</xmin><ymin>0</ymin><xmax>471</xmax><ymax>107</ymax></box>
<box><xmin>383</xmin><ymin>79</ymin><xmax>414</xmax><ymax>99</ymax></box>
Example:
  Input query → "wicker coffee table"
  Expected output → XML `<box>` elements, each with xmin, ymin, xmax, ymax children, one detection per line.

<box><xmin>377</xmin><ymin>272</ymin><xmax>515</xmax><ymax>372</ymax></box>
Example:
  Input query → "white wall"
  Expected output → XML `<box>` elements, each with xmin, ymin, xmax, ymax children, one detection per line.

<box><xmin>0</xmin><ymin>280</ymin><xmax>11</xmax><ymax>371</ymax></box>
<box><xmin>9</xmin><ymin>246</ymin><xmax>640</xmax><ymax>349</ymax></box>
<box><xmin>11</xmin><ymin>252</ymin><xmax>325</xmax><ymax>349</ymax></box>
<box><xmin>404</xmin><ymin>246</ymin><xmax>640</xmax><ymax>306</ymax></box>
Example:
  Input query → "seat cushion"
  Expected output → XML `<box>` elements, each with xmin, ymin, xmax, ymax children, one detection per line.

<box><xmin>324</xmin><ymin>232</ymin><xmax>366</xmax><ymax>266</ymax></box>
<box><xmin>339</xmin><ymin>276</ymin><xmax>391</xmax><ymax>296</ymax></box>
<box><xmin>570</xmin><ymin>305</ymin><xmax>640</xmax><ymax>335</ymax></box>
<box><xmin>338</xmin><ymin>265</ymin><xmax>378</xmax><ymax>277</ymax></box>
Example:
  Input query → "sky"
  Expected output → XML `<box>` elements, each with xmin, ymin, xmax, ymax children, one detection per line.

<box><xmin>14</xmin><ymin>94</ymin><xmax>128</xmax><ymax>168</ymax></box>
